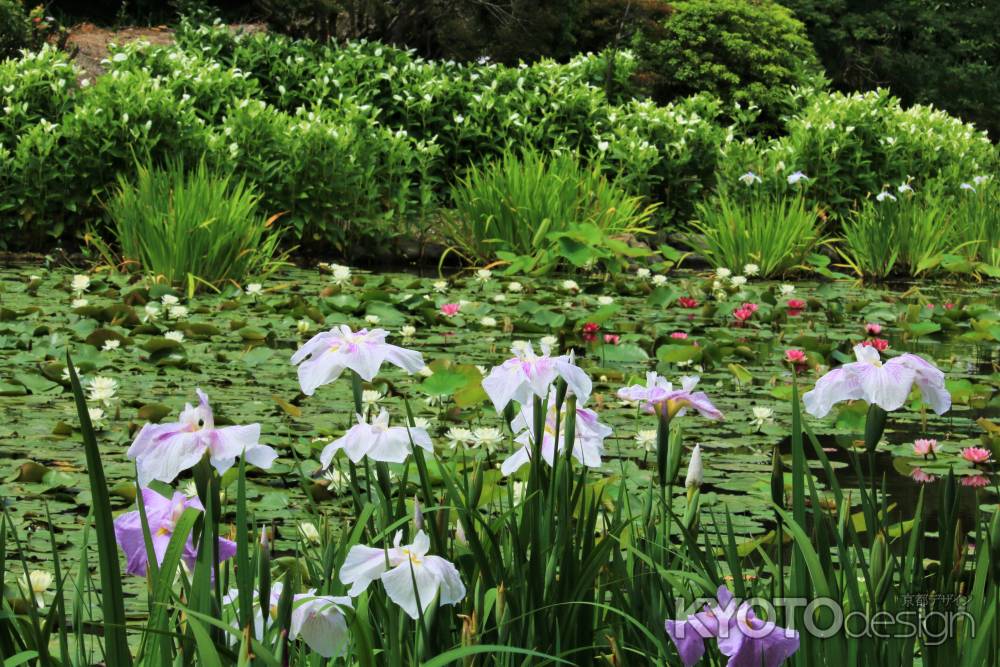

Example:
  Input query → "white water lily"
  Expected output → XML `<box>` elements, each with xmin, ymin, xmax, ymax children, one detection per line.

<box><xmin>71</xmin><ymin>274</ymin><xmax>90</xmax><ymax>295</ymax></box>
<box><xmin>88</xmin><ymin>407</ymin><xmax>106</xmax><ymax>428</ymax></box>
<box><xmin>471</xmin><ymin>426</ymin><xmax>504</xmax><ymax>453</ymax></box>
<box><xmin>634</xmin><ymin>429</ymin><xmax>657</xmax><ymax>453</ymax></box>
<box><xmin>164</xmin><ymin>330</ymin><xmax>185</xmax><ymax>342</ymax></box>
<box><xmin>651</xmin><ymin>274</ymin><xmax>668</xmax><ymax>286</ymax></box>
<box><xmin>329</xmin><ymin>263</ymin><xmax>352</xmax><ymax>285</ymax></box>
<box><xmin>340</xmin><ymin>530</ymin><xmax>465</xmax><ymax>619</ymax></box>
<box><xmin>475</xmin><ymin>268</ymin><xmax>493</xmax><ymax>282</ymax></box>
<box><xmin>87</xmin><ymin>376</ymin><xmax>118</xmax><ymax>405</ymax></box>
<box><xmin>507</xmin><ymin>281</ymin><xmax>523</xmax><ymax>293</ymax></box>
<box><xmin>730</xmin><ymin>276</ymin><xmax>747</xmax><ymax>288</ymax></box>
<box><xmin>321</xmin><ymin>409</ymin><xmax>432</xmax><ymax>467</ymax></box>
<box><xmin>101</xmin><ymin>339</ymin><xmax>121</xmax><ymax>352</ymax></box>
<box><xmin>480</xmin><ymin>316</ymin><xmax>498</xmax><ymax>328</ymax></box>
<box><xmin>361</xmin><ymin>389</ymin><xmax>384</xmax><ymax>411</ymax></box>
<box><xmin>72</xmin><ymin>298</ymin><xmax>89</xmax><ymax>308</ymax></box>
<box><xmin>715</xmin><ymin>267</ymin><xmax>732</xmax><ymax>279</ymax></box>
<box><xmin>143</xmin><ymin>303</ymin><xmax>160</xmax><ymax>321</ymax></box>
<box><xmin>743</xmin><ymin>263</ymin><xmax>760</xmax><ymax>277</ymax></box>
<box><xmin>245</xmin><ymin>283</ymin><xmax>263</xmax><ymax>298</ymax></box>
<box><xmin>562</xmin><ymin>279</ymin><xmax>580</xmax><ymax>292</ymax></box>
<box><xmin>433</xmin><ymin>280</ymin><xmax>448</xmax><ymax>293</ymax></box>
<box><xmin>636</xmin><ymin>267</ymin><xmax>651</xmax><ymax>280</ymax></box>
<box><xmin>298</xmin><ymin>522</ymin><xmax>321</xmax><ymax>545</ymax></box>
<box><xmin>750</xmin><ymin>406</ymin><xmax>774</xmax><ymax>431</ymax></box>
<box><xmin>18</xmin><ymin>570</ymin><xmax>52</xmax><ymax>608</ymax></box>
<box><xmin>168</xmin><ymin>305</ymin><xmax>188</xmax><ymax>320</ymax></box>
<box><xmin>445</xmin><ymin>426</ymin><xmax>474</xmax><ymax>449</ymax></box>
<box><xmin>779</xmin><ymin>284</ymin><xmax>795</xmax><ymax>296</ymax></box>
<box><xmin>401</xmin><ymin>324</ymin><xmax>416</xmax><ymax>339</ymax></box>
<box><xmin>803</xmin><ymin>344</ymin><xmax>951</xmax><ymax>418</ymax></box>
<box><xmin>161</xmin><ymin>294</ymin><xmax>179</xmax><ymax>306</ymax></box>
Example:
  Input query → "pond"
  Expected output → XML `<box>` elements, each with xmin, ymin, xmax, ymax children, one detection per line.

<box><xmin>0</xmin><ymin>262</ymin><xmax>997</xmax><ymax>611</ymax></box>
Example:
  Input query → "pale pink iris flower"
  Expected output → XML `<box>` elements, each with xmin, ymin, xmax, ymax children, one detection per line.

<box><xmin>500</xmin><ymin>394</ymin><xmax>613</xmax><ymax>476</ymax></box>
<box><xmin>291</xmin><ymin>325</ymin><xmax>424</xmax><ymax>395</ymax></box>
<box><xmin>802</xmin><ymin>345</ymin><xmax>950</xmax><ymax>418</ymax></box>
<box><xmin>127</xmin><ymin>389</ymin><xmax>276</xmax><ymax>487</ymax></box>
<box><xmin>617</xmin><ymin>372</ymin><xmax>723</xmax><ymax>421</ymax></box>
<box><xmin>320</xmin><ymin>408</ymin><xmax>433</xmax><ymax>467</ymax></box>
<box><xmin>340</xmin><ymin>530</ymin><xmax>465</xmax><ymax>619</ymax></box>
<box><xmin>481</xmin><ymin>340</ymin><xmax>592</xmax><ymax>412</ymax></box>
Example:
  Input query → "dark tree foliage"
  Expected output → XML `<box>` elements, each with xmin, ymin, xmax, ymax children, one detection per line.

<box><xmin>0</xmin><ymin>0</ymin><xmax>29</xmax><ymax>59</ymax></box>
<box><xmin>778</xmin><ymin>0</ymin><xmax>1000</xmax><ymax>138</ymax></box>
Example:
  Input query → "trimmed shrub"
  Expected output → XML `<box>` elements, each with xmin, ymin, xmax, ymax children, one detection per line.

<box><xmin>631</xmin><ymin>0</ymin><xmax>824</xmax><ymax>130</ymax></box>
<box><xmin>715</xmin><ymin>89</ymin><xmax>997</xmax><ymax>223</ymax></box>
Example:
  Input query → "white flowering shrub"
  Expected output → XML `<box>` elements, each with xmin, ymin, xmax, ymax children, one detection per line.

<box><xmin>716</xmin><ymin>89</ymin><xmax>997</xmax><ymax>221</ymax></box>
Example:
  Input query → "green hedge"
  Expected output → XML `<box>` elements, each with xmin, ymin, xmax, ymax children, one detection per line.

<box><xmin>0</xmin><ymin>24</ymin><xmax>994</xmax><ymax>255</ymax></box>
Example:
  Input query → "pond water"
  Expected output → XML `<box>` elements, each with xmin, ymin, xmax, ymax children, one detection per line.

<box><xmin>0</xmin><ymin>263</ymin><xmax>997</xmax><ymax>610</ymax></box>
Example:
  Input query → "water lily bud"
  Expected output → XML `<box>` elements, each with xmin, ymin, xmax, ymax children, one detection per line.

<box><xmin>685</xmin><ymin>445</ymin><xmax>704</xmax><ymax>490</ymax></box>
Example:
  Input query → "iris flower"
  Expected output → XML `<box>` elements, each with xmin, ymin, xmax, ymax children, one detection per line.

<box><xmin>340</xmin><ymin>530</ymin><xmax>465</xmax><ymax>619</ymax></box>
<box><xmin>291</xmin><ymin>325</ymin><xmax>425</xmax><ymax>395</ymax></box>
<box><xmin>802</xmin><ymin>344</ymin><xmax>950</xmax><ymax>418</ymax></box>
<box><xmin>500</xmin><ymin>395</ymin><xmax>612</xmax><ymax>475</ymax></box>
<box><xmin>481</xmin><ymin>340</ymin><xmax>592</xmax><ymax>412</ymax></box>
<box><xmin>617</xmin><ymin>373</ymin><xmax>724</xmax><ymax>421</ymax></box>
<box><xmin>114</xmin><ymin>488</ymin><xmax>236</xmax><ymax>577</ymax></box>
<box><xmin>665</xmin><ymin>585</ymin><xmax>799</xmax><ymax>667</ymax></box>
<box><xmin>127</xmin><ymin>389</ymin><xmax>277</xmax><ymax>487</ymax></box>
<box><xmin>223</xmin><ymin>582</ymin><xmax>353</xmax><ymax>658</ymax></box>
<box><xmin>320</xmin><ymin>408</ymin><xmax>433</xmax><ymax>467</ymax></box>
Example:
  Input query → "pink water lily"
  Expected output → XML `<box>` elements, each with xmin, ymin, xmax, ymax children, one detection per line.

<box><xmin>961</xmin><ymin>447</ymin><xmax>992</xmax><ymax>465</ymax></box>
<box><xmin>501</xmin><ymin>394</ymin><xmax>613</xmax><ymax>475</ymax></box>
<box><xmin>481</xmin><ymin>340</ymin><xmax>592</xmax><ymax>411</ymax></box>
<box><xmin>127</xmin><ymin>389</ymin><xmax>276</xmax><ymax>487</ymax></box>
<box><xmin>291</xmin><ymin>325</ymin><xmax>425</xmax><ymax>395</ymax></box>
<box><xmin>320</xmin><ymin>408</ymin><xmax>432</xmax><ymax>467</ymax></box>
<box><xmin>617</xmin><ymin>372</ymin><xmax>723</xmax><ymax>421</ymax></box>
<box><xmin>114</xmin><ymin>488</ymin><xmax>236</xmax><ymax>577</ymax></box>
<box><xmin>913</xmin><ymin>439</ymin><xmax>939</xmax><ymax>457</ymax></box>
<box><xmin>802</xmin><ymin>345</ymin><xmax>950</xmax><ymax>418</ymax></box>
<box><xmin>340</xmin><ymin>530</ymin><xmax>465</xmax><ymax>619</ymax></box>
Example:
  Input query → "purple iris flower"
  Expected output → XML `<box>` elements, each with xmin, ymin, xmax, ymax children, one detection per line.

<box><xmin>113</xmin><ymin>488</ymin><xmax>236</xmax><ymax>577</ymax></box>
<box><xmin>665</xmin><ymin>586</ymin><xmax>799</xmax><ymax>667</ymax></box>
